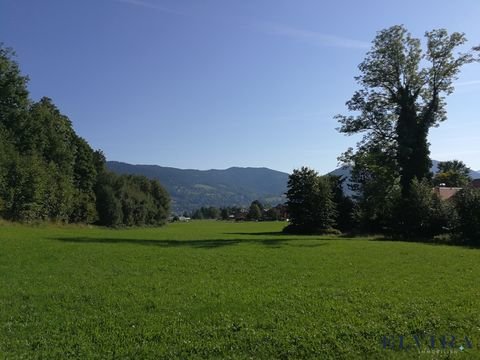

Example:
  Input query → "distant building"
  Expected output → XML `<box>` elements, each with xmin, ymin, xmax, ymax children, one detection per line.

<box><xmin>233</xmin><ymin>208</ymin><xmax>248</xmax><ymax>221</ymax></box>
<box><xmin>434</xmin><ymin>179</ymin><xmax>480</xmax><ymax>200</ymax></box>
<box><xmin>272</xmin><ymin>204</ymin><xmax>288</xmax><ymax>220</ymax></box>
<box><xmin>472</xmin><ymin>179</ymin><xmax>480</xmax><ymax>188</ymax></box>
<box><xmin>434</xmin><ymin>187</ymin><xmax>462</xmax><ymax>200</ymax></box>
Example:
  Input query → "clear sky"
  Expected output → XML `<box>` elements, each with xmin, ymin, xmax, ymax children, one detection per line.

<box><xmin>1</xmin><ymin>0</ymin><xmax>479</xmax><ymax>174</ymax></box>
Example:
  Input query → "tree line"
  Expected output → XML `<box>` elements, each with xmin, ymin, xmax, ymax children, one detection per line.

<box><xmin>0</xmin><ymin>45</ymin><xmax>170</xmax><ymax>226</ymax></box>
<box><xmin>285</xmin><ymin>26</ymin><xmax>480</xmax><ymax>245</ymax></box>
<box><xmin>285</xmin><ymin>164</ymin><xmax>480</xmax><ymax>243</ymax></box>
<box><xmin>179</xmin><ymin>201</ymin><xmax>287</xmax><ymax>221</ymax></box>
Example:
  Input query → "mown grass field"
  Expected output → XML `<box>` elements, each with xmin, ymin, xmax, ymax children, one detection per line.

<box><xmin>1</xmin><ymin>220</ymin><xmax>480</xmax><ymax>359</ymax></box>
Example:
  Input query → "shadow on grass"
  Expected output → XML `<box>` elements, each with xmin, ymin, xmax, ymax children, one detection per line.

<box><xmin>224</xmin><ymin>231</ymin><xmax>286</xmax><ymax>236</ymax></box>
<box><xmin>51</xmin><ymin>237</ymin><xmax>329</xmax><ymax>249</ymax></box>
<box><xmin>368</xmin><ymin>236</ymin><xmax>480</xmax><ymax>249</ymax></box>
<box><xmin>226</xmin><ymin>230</ymin><xmax>480</xmax><ymax>250</ymax></box>
<box><xmin>224</xmin><ymin>231</ymin><xmax>477</xmax><ymax>249</ymax></box>
<box><xmin>224</xmin><ymin>232</ymin><xmax>342</xmax><ymax>239</ymax></box>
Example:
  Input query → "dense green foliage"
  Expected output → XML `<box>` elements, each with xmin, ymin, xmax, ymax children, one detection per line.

<box><xmin>1</xmin><ymin>221</ymin><xmax>480</xmax><ymax>358</ymax></box>
<box><xmin>452</xmin><ymin>187</ymin><xmax>480</xmax><ymax>245</ymax></box>
<box><xmin>393</xmin><ymin>178</ymin><xmax>449</xmax><ymax>238</ymax></box>
<box><xmin>342</xmin><ymin>148</ymin><xmax>400</xmax><ymax>233</ymax></box>
<box><xmin>433</xmin><ymin>160</ymin><xmax>471</xmax><ymax>187</ymax></box>
<box><xmin>328</xmin><ymin>175</ymin><xmax>356</xmax><ymax>232</ymax></box>
<box><xmin>95</xmin><ymin>170</ymin><xmax>170</xmax><ymax>227</ymax></box>
<box><xmin>338</xmin><ymin>25</ymin><xmax>478</xmax><ymax>196</ymax></box>
<box><xmin>336</xmin><ymin>26</ymin><xmax>479</xmax><ymax>237</ymax></box>
<box><xmin>284</xmin><ymin>168</ymin><xmax>355</xmax><ymax>234</ymax></box>
<box><xmin>247</xmin><ymin>200</ymin><xmax>264</xmax><ymax>220</ymax></box>
<box><xmin>0</xmin><ymin>45</ymin><xmax>169</xmax><ymax>226</ymax></box>
<box><xmin>284</xmin><ymin>167</ymin><xmax>337</xmax><ymax>233</ymax></box>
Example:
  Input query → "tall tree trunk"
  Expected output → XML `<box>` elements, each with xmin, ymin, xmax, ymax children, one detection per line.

<box><xmin>396</xmin><ymin>98</ymin><xmax>432</xmax><ymax>197</ymax></box>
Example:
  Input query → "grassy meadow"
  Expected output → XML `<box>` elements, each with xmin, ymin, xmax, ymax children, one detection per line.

<box><xmin>1</xmin><ymin>220</ymin><xmax>480</xmax><ymax>359</ymax></box>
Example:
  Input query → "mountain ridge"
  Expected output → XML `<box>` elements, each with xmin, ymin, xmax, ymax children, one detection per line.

<box><xmin>107</xmin><ymin>161</ymin><xmax>289</xmax><ymax>213</ymax></box>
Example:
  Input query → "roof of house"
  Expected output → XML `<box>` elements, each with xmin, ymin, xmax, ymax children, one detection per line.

<box><xmin>434</xmin><ymin>187</ymin><xmax>462</xmax><ymax>200</ymax></box>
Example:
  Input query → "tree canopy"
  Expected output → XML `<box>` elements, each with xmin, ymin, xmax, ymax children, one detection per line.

<box><xmin>248</xmin><ymin>201</ymin><xmax>263</xmax><ymax>221</ymax></box>
<box><xmin>284</xmin><ymin>167</ymin><xmax>337</xmax><ymax>234</ymax></box>
<box><xmin>433</xmin><ymin>160</ymin><xmax>471</xmax><ymax>187</ymax></box>
<box><xmin>337</xmin><ymin>25</ymin><xmax>479</xmax><ymax>197</ymax></box>
<box><xmin>0</xmin><ymin>44</ymin><xmax>170</xmax><ymax>226</ymax></box>
<box><xmin>335</xmin><ymin>26</ymin><xmax>479</xmax><ymax>236</ymax></box>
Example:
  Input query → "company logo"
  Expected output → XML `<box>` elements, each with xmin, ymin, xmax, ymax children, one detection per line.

<box><xmin>382</xmin><ymin>335</ymin><xmax>475</xmax><ymax>353</ymax></box>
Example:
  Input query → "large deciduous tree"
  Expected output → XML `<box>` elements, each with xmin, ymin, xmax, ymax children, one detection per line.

<box><xmin>337</xmin><ymin>25</ymin><xmax>479</xmax><ymax>197</ymax></box>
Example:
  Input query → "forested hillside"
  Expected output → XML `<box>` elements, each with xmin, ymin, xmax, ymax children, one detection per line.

<box><xmin>0</xmin><ymin>45</ymin><xmax>170</xmax><ymax>226</ymax></box>
<box><xmin>108</xmin><ymin>161</ymin><xmax>288</xmax><ymax>212</ymax></box>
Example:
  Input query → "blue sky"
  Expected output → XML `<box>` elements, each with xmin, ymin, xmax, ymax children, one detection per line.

<box><xmin>1</xmin><ymin>0</ymin><xmax>479</xmax><ymax>174</ymax></box>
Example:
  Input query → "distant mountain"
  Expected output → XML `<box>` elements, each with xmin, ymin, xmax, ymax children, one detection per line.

<box><xmin>107</xmin><ymin>161</ymin><xmax>289</xmax><ymax>213</ymax></box>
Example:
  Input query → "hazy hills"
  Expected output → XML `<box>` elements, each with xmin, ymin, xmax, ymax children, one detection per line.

<box><xmin>107</xmin><ymin>161</ymin><xmax>480</xmax><ymax>213</ymax></box>
<box><xmin>107</xmin><ymin>162</ymin><xmax>288</xmax><ymax>213</ymax></box>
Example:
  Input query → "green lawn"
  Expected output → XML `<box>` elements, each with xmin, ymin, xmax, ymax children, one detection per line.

<box><xmin>1</xmin><ymin>221</ymin><xmax>479</xmax><ymax>359</ymax></box>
